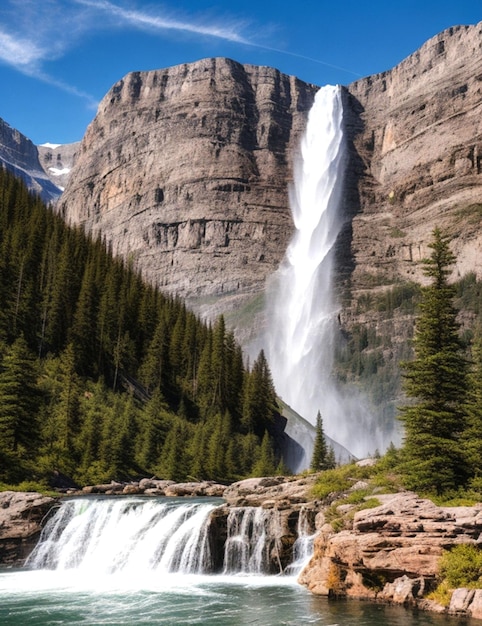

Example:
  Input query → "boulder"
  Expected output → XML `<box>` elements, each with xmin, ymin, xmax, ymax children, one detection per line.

<box><xmin>0</xmin><ymin>491</ymin><xmax>57</xmax><ymax>566</ymax></box>
<box><xmin>223</xmin><ymin>474</ymin><xmax>318</xmax><ymax>506</ymax></box>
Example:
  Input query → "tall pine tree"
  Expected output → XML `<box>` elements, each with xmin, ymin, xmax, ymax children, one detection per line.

<box><xmin>399</xmin><ymin>228</ymin><xmax>469</xmax><ymax>495</ymax></box>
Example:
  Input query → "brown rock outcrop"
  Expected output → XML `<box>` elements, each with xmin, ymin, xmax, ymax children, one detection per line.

<box><xmin>0</xmin><ymin>491</ymin><xmax>58</xmax><ymax>566</ymax></box>
<box><xmin>299</xmin><ymin>492</ymin><xmax>482</xmax><ymax>617</ymax></box>
<box><xmin>223</xmin><ymin>474</ymin><xmax>319</xmax><ymax>507</ymax></box>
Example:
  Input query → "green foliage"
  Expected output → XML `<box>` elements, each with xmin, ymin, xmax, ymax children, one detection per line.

<box><xmin>310</xmin><ymin>464</ymin><xmax>369</xmax><ymax>500</ymax></box>
<box><xmin>310</xmin><ymin>411</ymin><xmax>331</xmax><ymax>472</ymax></box>
<box><xmin>439</xmin><ymin>544</ymin><xmax>482</xmax><ymax>589</ymax></box>
<box><xmin>427</xmin><ymin>580</ymin><xmax>452</xmax><ymax>607</ymax></box>
<box><xmin>0</xmin><ymin>168</ymin><xmax>280</xmax><ymax>486</ymax></box>
<box><xmin>399</xmin><ymin>229</ymin><xmax>470</xmax><ymax>495</ymax></box>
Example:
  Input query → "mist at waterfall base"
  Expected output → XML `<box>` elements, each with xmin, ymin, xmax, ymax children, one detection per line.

<box><xmin>265</xmin><ymin>85</ymin><xmax>398</xmax><ymax>467</ymax></box>
<box><xmin>0</xmin><ymin>497</ymin><xmax>464</xmax><ymax>626</ymax></box>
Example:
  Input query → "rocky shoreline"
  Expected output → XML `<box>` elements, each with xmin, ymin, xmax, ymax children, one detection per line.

<box><xmin>2</xmin><ymin>477</ymin><xmax>482</xmax><ymax>620</ymax></box>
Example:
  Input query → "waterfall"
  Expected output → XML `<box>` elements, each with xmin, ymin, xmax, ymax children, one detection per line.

<box><xmin>223</xmin><ymin>507</ymin><xmax>284</xmax><ymax>575</ymax></box>
<box><xmin>265</xmin><ymin>85</ymin><xmax>388</xmax><ymax>465</ymax></box>
<box><xmin>26</xmin><ymin>498</ymin><xmax>311</xmax><ymax>579</ymax></box>
<box><xmin>285</xmin><ymin>506</ymin><xmax>317</xmax><ymax>576</ymax></box>
<box><xmin>27</xmin><ymin>498</ymin><xmax>218</xmax><ymax>575</ymax></box>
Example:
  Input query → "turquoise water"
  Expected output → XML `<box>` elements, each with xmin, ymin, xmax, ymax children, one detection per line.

<box><xmin>0</xmin><ymin>496</ymin><xmax>475</xmax><ymax>625</ymax></box>
<box><xmin>0</xmin><ymin>570</ymin><xmax>474</xmax><ymax>626</ymax></box>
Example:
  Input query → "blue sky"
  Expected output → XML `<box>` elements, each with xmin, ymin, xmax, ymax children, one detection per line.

<box><xmin>1</xmin><ymin>0</ymin><xmax>481</xmax><ymax>145</ymax></box>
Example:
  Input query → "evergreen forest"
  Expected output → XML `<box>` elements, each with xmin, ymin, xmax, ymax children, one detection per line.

<box><xmin>0</xmin><ymin>167</ymin><xmax>282</xmax><ymax>487</ymax></box>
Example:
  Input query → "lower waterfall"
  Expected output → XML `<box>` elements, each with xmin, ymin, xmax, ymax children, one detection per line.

<box><xmin>27</xmin><ymin>497</ymin><xmax>219</xmax><ymax>575</ymax></box>
<box><xmin>26</xmin><ymin>497</ymin><xmax>310</xmax><ymax>578</ymax></box>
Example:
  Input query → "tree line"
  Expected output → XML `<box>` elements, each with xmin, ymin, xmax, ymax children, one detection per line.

<box><xmin>0</xmin><ymin>167</ymin><xmax>282</xmax><ymax>486</ymax></box>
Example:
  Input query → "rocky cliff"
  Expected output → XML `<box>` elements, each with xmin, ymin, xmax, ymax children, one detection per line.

<box><xmin>344</xmin><ymin>22</ymin><xmax>482</xmax><ymax>296</ymax></box>
<box><xmin>0</xmin><ymin>118</ymin><xmax>62</xmax><ymax>203</ymax></box>
<box><xmin>57</xmin><ymin>24</ymin><xmax>482</xmax><ymax>351</ymax></box>
<box><xmin>57</xmin><ymin>57</ymin><xmax>317</xmax><ymax>334</ymax></box>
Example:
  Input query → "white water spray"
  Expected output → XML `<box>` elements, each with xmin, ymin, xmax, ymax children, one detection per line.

<box><xmin>266</xmin><ymin>85</ymin><xmax>390</xmax><ymax>465</ymax></box>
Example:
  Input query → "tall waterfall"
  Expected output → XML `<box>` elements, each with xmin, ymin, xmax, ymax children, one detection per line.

<box><xmin>266</xmin><ymin>85</ymin><xmax>386</xmax><ymax>465</ymax></box>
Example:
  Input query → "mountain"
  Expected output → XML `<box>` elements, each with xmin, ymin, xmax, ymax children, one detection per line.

<box><xmin>0</xmin><ymin>118</ymin><xmax>78</xmax><ymax>203</ymax></box>
<box><xmin>3</xmin><ymin>22</ymin><xmax>482</xmax><ymax>450</ymax></box>
<box><xmin>58</xmin><ymin>24</ymin><xmax>482</xmax><ymax>335</ymax></box>
<box><xmin>56</xmin><ymin>57</ymin><xmax>318</xmax><ymax>341</ymax></box>
<box><xmin>37</xmin><ymin>142</ymin><xmax>79</xmax><ymax>192</ymax></box>
<box><xmin>344</xmin><ymin>22</ymin><xmax>482</xmax><ymax>294</ymax></box>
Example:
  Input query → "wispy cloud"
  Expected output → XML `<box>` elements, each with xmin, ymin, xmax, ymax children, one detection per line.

<box><xmin>0</xmin><ymin>0</ymin><xmax>98</xmax><ymax>105</ymax></box>
<box><xmin>0</xmin><ymin>0</ymin><xmax>359</xmax><ymax>106</ymax></box>
<box><xmin>73</xmin><ymin>0</ymin><xmax>251</xmax><ymax>44</ymax></box>
<box><xmin>0</xmin><ymin>29</ymin><xmax>45</xmax><ymax>68</ymax></box>
<box><xmin>0</xmin><ymin>0</ymin><xmax>251</xmax><ymax>105</ymax></box>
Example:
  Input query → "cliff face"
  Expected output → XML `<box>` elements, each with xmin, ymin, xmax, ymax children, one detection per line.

<box><xmin>344</xmin><ymin>22</ymin><xmax>482</xmax><ymax>294</ymax></box>
<box><xmin>58</xmin><ymin>25</ymin><xmax>482</xmax><ymax>334</ymax></box>
<box><xmin>58</xmin><ymin>57</ymin><xmax>317</xmax><ymax>329</ymax></box>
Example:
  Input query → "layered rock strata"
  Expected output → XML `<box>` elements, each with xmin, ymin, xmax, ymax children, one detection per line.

<box><xmin>299</xmin><ymin>491</ymin><xmax>482</xmax><ymax>620</ymax></box>
<box><xmin>58</xmin><ymin>58</ymin><xmax>317</xmax><ymax>331</ymax></box>
<box><xmin>58</xmin><ymin>24</ymin><xmax>482</xmax><ymax>332</ymax></box>
<box><xmin>344</xmin><ymin>21</ymin><xmax>482</xmax><ymax>296</ymax></box>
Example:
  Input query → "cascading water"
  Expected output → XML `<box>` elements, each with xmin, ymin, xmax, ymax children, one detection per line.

<box><xmin>285</xmin><ymin>506</ymin><xmax>317</xmax><ymax>576</ymax></box>
<box><xmin>266</xmin><ymin>85</ymin><xmax>393</xmax><ymax>466</ymax></box>
<box><xmin>26</xmin><ymin>498</ymin><xmax>299</xmax><ymax>579</ymax></box>
<box><xmin>27</xmin><ymin>497</ymin><xmax>219</xmax><ymax>575</ymax></box>
<box><xmin>223</xmin><ymin>507</ymin><xmax>284</xmax><ymax>575</ymax></box>
<box><xmin>1</xmin><ymin>499</ymin><xmax>459</xmax><ymax>624</ymax></box>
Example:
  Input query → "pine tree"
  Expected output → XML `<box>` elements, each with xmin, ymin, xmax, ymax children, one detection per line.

<box><xmin>399</xmin><ymin>228</ymin><xmax>469</xmax><ymax>495</ymax></box>
<box><xmin>241</xmin><ymin>350</ymin><xmax>277</xmax><ymax>435</ymax></box>
<box><xmin>310</xmin><ymin>411</ymin><xmax>328</xmax><ymax>472</ymax></box>
<box><xmin>137</xmin><ymin>387</ymin><xmax>171</xmax><ymax>471</ymax></box>
<box><xmin>251</xmin><ymin>431</ymin><xmax>276</xmax><ymax>477</ymax></box>
<box><xmin>0</xmin><ymin>337</ymin><xmax>41</xmax><ymax>463</ymax></box>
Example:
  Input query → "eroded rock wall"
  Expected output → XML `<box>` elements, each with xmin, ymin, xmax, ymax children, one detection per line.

<box><xmin>58</xmin><ymin>58</ymin><xmax>317</xmax><ymax>330</ymax></box>
<box><xmin>344</xmin><ymin>22</ymin><xmax>482</xmax><ymax>295</ymax></box>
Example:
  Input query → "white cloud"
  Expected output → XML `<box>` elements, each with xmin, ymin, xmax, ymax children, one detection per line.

<box><xmin>73</xmin><ymin>0</ymin><xmax>250</xmax><ymax>44</ymax></box>
<box><xmin>0</xmin><ymin>28</ymin><xmax>45</xmax><ymax>68</ymax></box>
<box><xmin>0</xmin><ymin>0</ymin><xmax>251</xmax><ymax>105</ymax></box>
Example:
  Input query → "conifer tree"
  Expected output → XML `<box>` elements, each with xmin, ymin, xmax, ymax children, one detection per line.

<box><xmin>137</xmin><ymin>387</ymin><xmax>171</xmax><ymax>471</ymax></box>
<box><xmin>0</xmin><ymin>337</ymin><xmax>41</xmax><ymax>464</ymax></box>
<box><xmin>399</xmin><ymin>228</ymin><xmax>469</xmax><ymax>494</ymax></box>
<box><xmin>251</xmin><ymin>431</ymin><xmax>276</xmax><ymax>477</ymax></box>
<box><xmin>241</xmin><ymin>350</ymin><xmax>277</xmax><ymax>435</ymax></box>
<box><xmin>310</xmin><ymin>411</ymin><xmax>328</xmax><ymax>472</ymax></box>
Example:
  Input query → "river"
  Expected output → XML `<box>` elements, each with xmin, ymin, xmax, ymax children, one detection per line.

<box><xmin>0</xmin><ymin>496</ymin><xmax>475</xmax><ymax>625</ymax></box>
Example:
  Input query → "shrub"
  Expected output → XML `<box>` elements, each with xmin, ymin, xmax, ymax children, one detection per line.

<box><xmin>440</xmin><ymin>544</ymin><xmax>482</xmax><ymax>588</ymax></box>
<box><xmin>428</xmin><ymin>581</ymin><xmax>452</xmax><ymax>607</ymax></box>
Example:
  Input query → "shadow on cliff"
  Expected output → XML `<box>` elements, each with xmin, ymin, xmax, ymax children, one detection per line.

<box><xmin>335</xmin><ymin>87</ymin><xmax>368</xmax><ymax>300</ymax></box>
